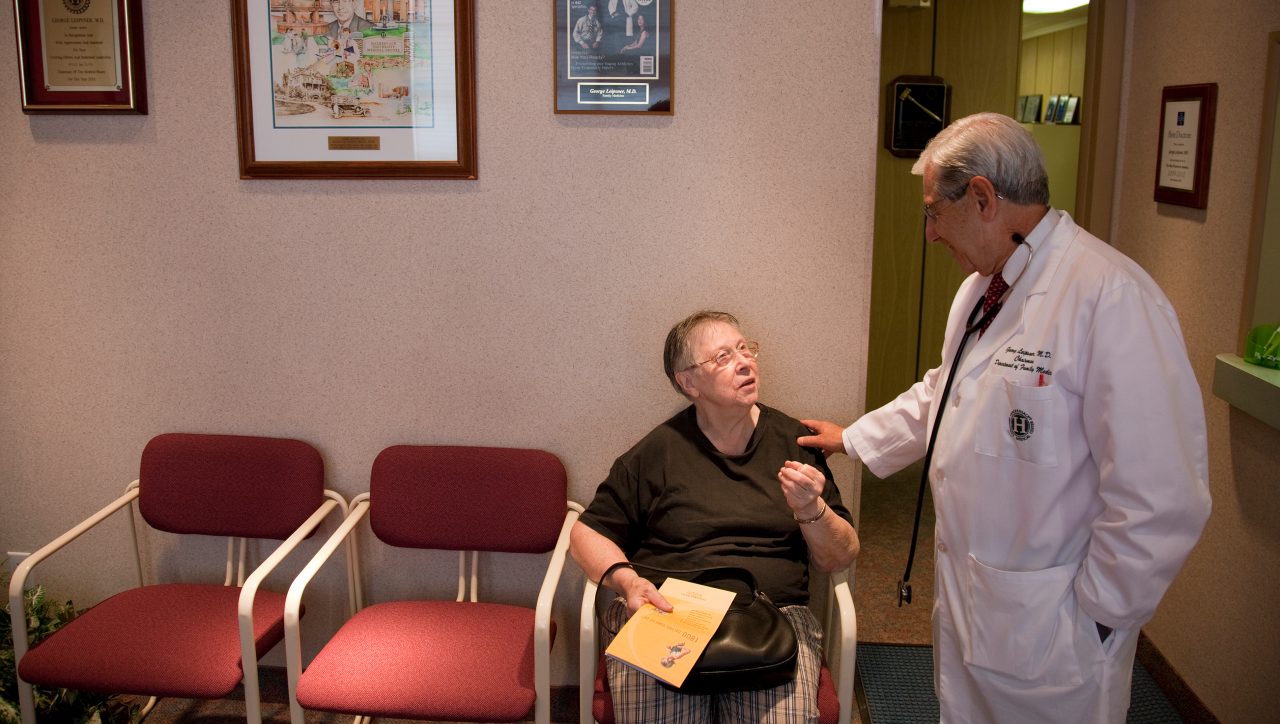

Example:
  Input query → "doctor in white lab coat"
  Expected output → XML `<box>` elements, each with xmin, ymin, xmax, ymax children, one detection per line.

<box><xmin>801</xmin><ymin>113</ymin><xmax>1211</xmax><ymax>723</ymax></box>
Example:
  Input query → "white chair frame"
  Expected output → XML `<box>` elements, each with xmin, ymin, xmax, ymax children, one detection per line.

<box><xmin>7</xmin><ymin>480</ymin><xmax>352</xmax><ymax>724</ymax></box>
<box><xmin>283</xmin><ymin>493</ymin><xmax>585</xmax><ymax>724</ymax></box>
<box><xmin>578</xmin><ymin>567</ymin><xmax>857</xmax><ymax>724</ymax></box>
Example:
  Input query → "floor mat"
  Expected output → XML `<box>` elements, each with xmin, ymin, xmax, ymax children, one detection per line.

<box><xmin>856</xmin><ymin>643</ymin><xmax>1183</xmax><ymax>723</ymax></box>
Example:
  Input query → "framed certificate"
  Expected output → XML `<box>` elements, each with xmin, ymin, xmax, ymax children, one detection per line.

<box><xmin>1154</xmin><ymin>83</ymin><xmax>1217</xmax><ymax>208</ymax></box>
<box><xmin>554</xmin><ymin>0</ymin><xmax>673</xmax><ymax>114</ymax></box>
<box><xmin>12</xmin><ymin>0</ymin><xmax>147</xmax><ymax>113</ymax></box>
<box><xmin>232</xmin><ymin>0</ymin><xmax>477</xmax><ymax>179</ymax></box>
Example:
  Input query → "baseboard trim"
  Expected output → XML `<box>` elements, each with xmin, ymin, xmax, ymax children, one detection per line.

<box><xmin>1136</xmin><ymin>631</ymin><xmax>1218</xmax><ymax>723</ymax></box>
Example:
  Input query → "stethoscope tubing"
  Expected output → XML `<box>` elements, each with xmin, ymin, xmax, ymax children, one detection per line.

<box><xmin>897</xmin><ymin>237</ymin><xmax>1033</xmax><ymax>605</ymax></box>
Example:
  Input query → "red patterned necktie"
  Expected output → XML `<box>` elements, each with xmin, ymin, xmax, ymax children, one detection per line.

<box><xmin>979</xmin><ymin>272</ymin><xmax>1008</xmax><ymax>337</ymax></box>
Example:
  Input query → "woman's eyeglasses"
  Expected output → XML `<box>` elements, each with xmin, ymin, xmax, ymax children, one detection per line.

<box><xmin>684</xmin><ymin>341</ymin><xmax>761</xmax><ymax>371</ymax></box>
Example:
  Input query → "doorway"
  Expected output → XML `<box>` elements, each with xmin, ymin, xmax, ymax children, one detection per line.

<box><xmin>857</xmin><ymin>0</ymin><xmax>1122</xmax><ymax>645</ymax></box>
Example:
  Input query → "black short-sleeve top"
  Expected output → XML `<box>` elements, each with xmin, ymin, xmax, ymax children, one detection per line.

<box><xmin>578</xmin><ymin>403</ymin><xmax>852</xmax><ymax>606</ymax></box>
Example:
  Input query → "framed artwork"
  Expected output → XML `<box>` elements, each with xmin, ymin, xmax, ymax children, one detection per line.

<box><xmin>885</xmin><ymin>75</ymin><xmax>949</xmax><ymax>158</ymax></box>
<box><xmin>1154</xmin><ymin>83</ymin><xmax>1218</xmax><ymax>209</ymax></box>
<box><xmin>12</xmin><ymin>0</ymin><xmax>147</xmax><ymax>113</ymax></box>
<box><xmin>1045</xmin><ymin>95</ymin><xmax>1060</xmax><ymax>124</ymax></box>
<box><xmin>554</xmin><ymin>0</ymin><xmax>673</xmax><ymax>114</ymax></box>
<box><xmin>232</xmin><ymin>0</ymin><xmax>477</xmax><ymax>179</ymax></box>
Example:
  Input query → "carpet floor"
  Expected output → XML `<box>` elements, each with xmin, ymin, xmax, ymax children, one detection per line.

<box><xmin>855</xmin><ymin>642</ymin><xmax>1184</xmax><ymax>723</ymax></box>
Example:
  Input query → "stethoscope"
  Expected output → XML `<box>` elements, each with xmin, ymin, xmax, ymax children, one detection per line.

<box><xmin>898</xmin><ymin>233</ymin><xmax>1033</xmax><ymax>606</ymax></box>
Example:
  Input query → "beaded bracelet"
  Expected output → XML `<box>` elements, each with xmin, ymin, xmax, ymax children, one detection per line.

<box><xmin>794</xmin><ymin>499</ymin><xmax>828</xmax><ymax>524</ymax></box>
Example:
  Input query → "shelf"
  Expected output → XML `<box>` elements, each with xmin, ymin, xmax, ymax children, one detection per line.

<box><xmin>1212</xmin><ymin>354</ymin><xmax>1280</xmax><ymax>430</ymax></box>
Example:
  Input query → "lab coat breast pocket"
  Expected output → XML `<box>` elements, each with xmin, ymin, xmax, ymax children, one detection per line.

<box><xmin>973</xmin><ymin>375</ymin><xmax>1058</xmax><ymax>467</ymax></box>
<box><xmin>962</xmin><ymin>554</ymin><xmax>1086</xmax><ymax>686</ymax></box>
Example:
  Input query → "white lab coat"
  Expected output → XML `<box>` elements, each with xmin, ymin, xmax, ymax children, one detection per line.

<box><xmin>846</xmin><ymin>210</ymin><xmax>1211</xmax><ymax>723</ymax></box>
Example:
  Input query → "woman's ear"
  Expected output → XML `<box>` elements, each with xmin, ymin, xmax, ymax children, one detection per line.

<box><xmin>675</xmin><ymin>369</ymin><xmax>699</xmax><ymax>398</ymax></box>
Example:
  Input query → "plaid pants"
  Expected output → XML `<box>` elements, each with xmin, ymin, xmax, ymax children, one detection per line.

<box><xmin>602</xmin><ymin>599</ymin><xmax>824</xmax><ymax>723</ymax></box>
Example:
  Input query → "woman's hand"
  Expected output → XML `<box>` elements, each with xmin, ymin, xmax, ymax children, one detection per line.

<box><xmin>778</xmin><ymin>460</ymin><xmax>826</xmax><ymax>520</ymax></box>
<box><xmin>609</xmin><ymin>566</ymin><xmax>673</xmax><ymax>616</ymax></box>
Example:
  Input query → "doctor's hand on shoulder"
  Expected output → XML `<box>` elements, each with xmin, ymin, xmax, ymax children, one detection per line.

<box><xmin>797</xmin><ymin>419</ymin><xmax>848</xmax><ymax>458</ymax></box>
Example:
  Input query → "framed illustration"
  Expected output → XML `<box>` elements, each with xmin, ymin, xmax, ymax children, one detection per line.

<box><xmin>232</xmin><ymin>0</ymin><xmax>477</xmax><ymax>179</ymax></box>
<box><xmin>1045</xmin><ymin>95</ymin><xmax>1060</xmax><ymax>124</ymax></box>
<box><xmin>12</xmin><ymin>0</ymin><xmax>147</xmax><ymax>113</ymax></box>
<box><xmin>1154</xmin><ymin>83</ymin><xmax>1218</xmax><ymax>208</ymax></box>
<box><xmin>554</xmin><ymin>0</ymin><xmax>673</xmax><ymax>114</ymax></box>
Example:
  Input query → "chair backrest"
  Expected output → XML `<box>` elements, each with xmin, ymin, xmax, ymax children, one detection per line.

<box><xmin>139</xmin><ymin>432</ymin><xmax>325</xmax><ymax>540</ymax></box>
<box><xmin>370</xmin><ymin>445</ymin><xmax>567</xmax><ymax>553</ymax></box>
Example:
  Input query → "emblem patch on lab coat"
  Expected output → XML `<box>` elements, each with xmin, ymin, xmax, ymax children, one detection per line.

<box><xmin>1008</xmin><ymin>409</ymin><xmax>1034</xmax><ymax>440</ymax></box>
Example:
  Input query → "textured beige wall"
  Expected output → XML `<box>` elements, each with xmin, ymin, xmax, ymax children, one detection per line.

<box><xmin>1113</xmin><ymin>2</ymin><xmax>1280</xmax><ymax>720</ymax></box>
<box><xmin>0</xmin><ymin>1</ymin><xmax>881</xmax><ymax>685</ymax></box>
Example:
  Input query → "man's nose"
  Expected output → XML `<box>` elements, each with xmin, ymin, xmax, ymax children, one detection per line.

<box><xmin>923</xmin><ymin>216</ymin><xmax>941</xmax><ymax>242</ymax></box>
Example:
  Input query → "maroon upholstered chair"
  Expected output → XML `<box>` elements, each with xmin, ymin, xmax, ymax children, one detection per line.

<box><xmin>578</xmin><ymin>569</ymin><xmax>857</xmax><ymax>724</ymax></box>
<box><xmin>7</xmin><ymin>433</ymin><xmax>349</xmax><ymax>724</ymax></box>
<box><xmin>284</xmin><ymin>445</ymin><xmax>583</xmax><ymax>724</ymax></box>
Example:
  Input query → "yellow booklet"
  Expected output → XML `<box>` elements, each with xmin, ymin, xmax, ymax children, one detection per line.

<box><xmin>604</xmin><ymin>577</ymin><xmax>736</xmax><ymax>688</ymax></box>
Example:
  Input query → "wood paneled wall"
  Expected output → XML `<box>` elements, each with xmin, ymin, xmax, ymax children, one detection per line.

<box><xmin>865</xmin><ymin>0</ymin><xmax>1023</xmax><ymax>412</ymax></box>
<box><xmin>1020</xmin><ymin>24</ymin><xmax>1088</xmax><ymax>103</ymax></box>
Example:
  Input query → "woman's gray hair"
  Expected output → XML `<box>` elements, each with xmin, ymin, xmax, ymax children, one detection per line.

<box><xmin>911</xmin><ymin>112</ymin><xmax>1050</xmax><ymax>205</ymax></box>
<box><xmin>663</xmin><ymin>310</ymin><xmax>741</xmax><ymax>396</ymax></box>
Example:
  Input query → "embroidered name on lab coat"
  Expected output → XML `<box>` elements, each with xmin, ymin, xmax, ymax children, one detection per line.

<box><xmin>992</xmin><ymin>346</ymin><xmax>1054</xmax><ymax>377</ymax></box>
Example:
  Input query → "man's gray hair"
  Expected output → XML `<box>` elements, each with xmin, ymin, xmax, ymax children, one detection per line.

<box><xmin>663</xmin><ymin>310</ymin><xmax>741</xmax><ymax>397</ymax></box>
<box><xmin>911</xmin><ymin>112</ymin><xmax>1050</xmax><ymax>205</ymax></box>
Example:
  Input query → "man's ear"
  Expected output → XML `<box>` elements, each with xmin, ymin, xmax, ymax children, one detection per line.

<box><xmin>970</xmin><ymin>176</ymin><xmax>1001</xmax><ymax>220</ymax></box>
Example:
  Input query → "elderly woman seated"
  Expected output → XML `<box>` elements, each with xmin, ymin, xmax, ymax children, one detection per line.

<box><xmin>570</xmin><ymin>310</ymin><xmax>860</xmax><ymax>723</ymax></box>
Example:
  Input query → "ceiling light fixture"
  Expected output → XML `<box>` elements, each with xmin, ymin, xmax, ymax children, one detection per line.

<box><xmin>1023</xmin><ymin>0</ymin><xmax>1088</xmax><ymax>13</ymax></box>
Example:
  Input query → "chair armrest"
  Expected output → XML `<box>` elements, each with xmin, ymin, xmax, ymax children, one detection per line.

<box><xmin>238</xmin><ymin>494</ymin><xmax>346</xmax><ymax>724</ymax></box>
<box><xmin>579</xmin><ymin>576</ymin><xmax>600</xmax><ymax>724</ymax></box>
<box><xmin>8</xmin><ymin>485</ymin><xmax>141</xmax><ymax>724</ymax></box>
<box><xmin>827</xmin><ymin>568</ymin><xmax>856</xmax><ymax>724</ymax></box>
<box><xmin>283</xmin><ymin>496</ymin><xmax>371</xmax><ymax>724</ymax></box>
<box><xmin>9</xmin><ymin>488</ymin><xmax>140</xmax><ymax>655</ymax></box>
<box><xmin>533</xmin><ymin>501</ymin><xmax>583</xmax><ymax>724</ymax></box>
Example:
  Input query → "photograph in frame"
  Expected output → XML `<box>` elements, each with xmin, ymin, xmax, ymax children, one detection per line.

<box><xmin>232</xmin><ymin>0</ymin><xmax>477</xmax><ymax>179</ymax></box>
<box><xmin>1045</xmin><ymin>95</ymin><xmax>1060</xmax><ymax>124</ymax></box>
<box><xmin>1062</xmin><ymin>96</ymin><xmax>1080</xmax><ymax>124</ymax></box>
<box><xmin>12</xmin><ymin>0</ymin><xmax>147</xmax><ymax>113</ymax></box>
<box><xmin>1024</xmin><ymin>94</ymin><xmax>1042</xmax><ymax>123</ymax></box>
<box><xmin>554</xmin><ymin>0</ymin><xmax>673</xmax><ymax>114</ymax></box>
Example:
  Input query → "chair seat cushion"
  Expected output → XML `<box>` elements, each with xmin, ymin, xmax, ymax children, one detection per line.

<box><xmin>297</xmin><ymin>600</ymin><xmax>555</xmax><ymax>721</ymax></box>
<box><xmin>593</xmin><ymin>652</ymin><xmax>840</xmax><ymax>724</ymax></box>
<box><xmin>19</xmin><ymin>583</ymin><xmax>291</xmax><ymax>698</ymax></box>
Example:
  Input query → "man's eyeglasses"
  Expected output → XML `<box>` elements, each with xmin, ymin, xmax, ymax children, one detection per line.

<box><xmin>922</xmin><ymin>197</ymin><xmax>955</xmax><ymax>222</ymax></box>
<box><xmin>923</xmin><ymin>183</ymin><xmax>1005</xmax><ymax>222</ymax></box>
<box><xmin>684</xmin><ymin>340</ymin><xmax>761</xmax><ymax>371</ymax></box>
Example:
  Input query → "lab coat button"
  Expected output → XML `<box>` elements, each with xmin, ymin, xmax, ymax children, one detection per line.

<box><xmin>937</xmin><ymin>541</ymin><xmax>947</xmax><ymax>553</ymax></box>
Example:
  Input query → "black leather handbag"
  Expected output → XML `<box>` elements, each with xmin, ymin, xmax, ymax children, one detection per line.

<box><xmin>596</xmin><ymin>562</ymin><xmax>798</xmax><ymax>694</ymax></box>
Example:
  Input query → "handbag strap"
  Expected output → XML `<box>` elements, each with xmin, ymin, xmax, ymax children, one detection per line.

<box><xmin>594</xmin><ymin>562</ymin><xmax>762</xmax><ymax>633</ymax></box>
